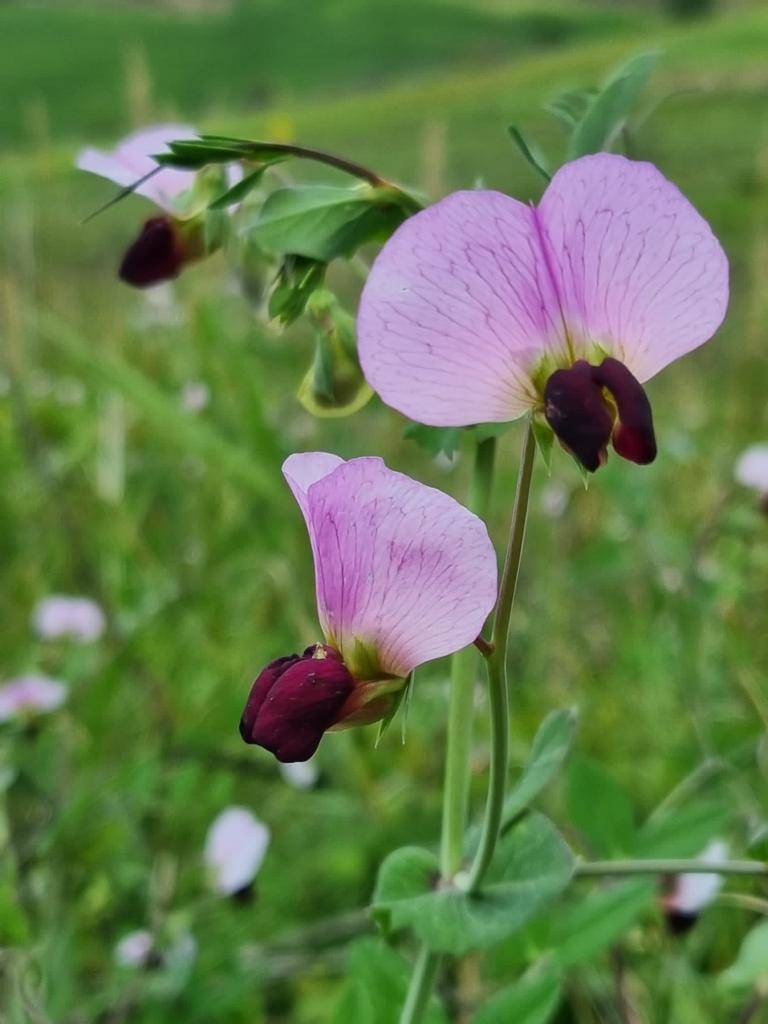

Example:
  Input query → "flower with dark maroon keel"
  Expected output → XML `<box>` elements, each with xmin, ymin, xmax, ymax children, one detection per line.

<box><xmin>78</xmin><ymin>124</ymin><xmax>228</xmax><ymax>288</ymax></box>
<box><xmin>357</xmin><ymin>153</ymin><xmax>728</xmax><ymax>472</ymax></box>
<box><xmin>240</xmin><ymin>453</ymin><xmax>498</xmax><ymax>762</ymax></box>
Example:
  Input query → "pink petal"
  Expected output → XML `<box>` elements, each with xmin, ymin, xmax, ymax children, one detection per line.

<box><xmin>283</xmin><ymin>453</ymin><xmax>498</xmax><ymax>677</ymax></box>
<box><xmin>0</xmin><ymin>675</ymin><xmax>68</xmax><ymax>722</ymax></box>
<box><xmin>77</xmin><ymin>123</ymin><xmax>197</xmax><ymax>212</ymax></box>
<box><xmin>538</xmin><ymin>153</ymin><xmax>728</xmax><ymax>382</ymax></box>
<box><xmin>358</xmin><ymin>190</ymin><xmax>562</xmax><ymax>426</ymax></box>
<box><xmin>203</xmin><ymin>807</ymin><xmax>270</xmax><ymax>895</ymax></box>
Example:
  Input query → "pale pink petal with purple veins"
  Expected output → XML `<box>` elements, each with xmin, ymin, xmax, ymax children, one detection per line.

<box><xmin>77</xmin><ymin>124</ymin><xmax>197</xmax><ymax>212</ymax></box>
<box><xmin>282</xmin><ymin>451</ymin><xmax>346</xmax><ymax>521</ymax></box>
<box><xmin>358</xmin><ymin>190</ymin><xmax>565</xmax><ymax>426</ymax></box>
<box><xmin>286</xmin><ymin>454</ymin><xmax>498</xmax><ymax>677</ymax></box>
<box><xmin>0</xmin><ymin>675</ymin><xmax>68</xmax><ymax>723</ymax></box>
<box><xmin>538</xmin><ymin>153</ymin><xmax>728</xmax><ymax>382</ymax></box>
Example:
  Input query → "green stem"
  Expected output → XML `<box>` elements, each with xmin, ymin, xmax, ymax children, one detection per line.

<box><xmin>399</xmin><ymin>947</ymin><xmax>441</xmax><ymax>1024</ymax></box>
<box><xmin>575</xmin><ymin>858</ymin><xmax>768</xmax><ymax>878</ymax></box>
<box><xmin>466</xmin><ymin>421</ymin><xmax>536</xmax><ymax>893</ymax></box>
<box><xmin>440</xmin><ymin>436</ymin><xmax>497</xmax><ymax>880</ymax></box>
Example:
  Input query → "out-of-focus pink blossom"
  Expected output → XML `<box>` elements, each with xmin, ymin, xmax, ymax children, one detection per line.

<box><xmin>77</xmin><ymin>124</ymin><xmax>197</xmax><ymax>213</ymax></box>
<box><xmin>279</xmin><ymin>758</ymin><xmax>319</xmax><ymax>789</ymax></box>
<box><xmin>204</xmin><ymin>807</ymin><xmax>270</xmax><ymax>896</ymax></box>
<box><xmin>114</xmin><ymin>929</ymin><xmax>154</xmax><ymax>967</ymax></box>
<box><xmin>359</xmin><ymin>153</ymin><xmax>728</xmax><ymax>472</ymax></box>
<box><xmin>32</xmin><ymin>595</ymin><xmax>106</xmax><ymax>643</ymax></box>
<box><xmin>180</xmin><ymin>381</ymin><xmax>210</xmax><ymax>413</ymax></box>
<box><xmin>662</xmin><ymin>839</ymin><xmax>728</xmax><ymax>933</ymax></box>
<box><xmin>735</xmin><ymin>444</ymin><xmax>768</xmax><ymax>496</ymax></box>
<box><xmin>0</xmin><ymin>675</ymin><xmax>67</xmax><ymax>723</ymax></box>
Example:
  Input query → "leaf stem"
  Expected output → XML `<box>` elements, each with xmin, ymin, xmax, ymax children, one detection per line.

<box><xmin>399</xmin><ymin>947</ymin><xmax>441</xmax><ymax>1024</ymax></box>
<box><xmin>466</xmin><ymin>420</ymin><xmax>536</xmax><ymax>893</ymax></box>
<box><xmin>236</xmin><ymin>140</ymin><xmax>404</xmax><ymax>192</ymax></box>
<box><xmin>440</xmin><ymin>435</ymin><xmax>497</xmax><ymax>880</ymax></box>
<box><xmin>575</xmin><ymin>858</ymin><xmax>768</xmax><ymax>878</ymax></box>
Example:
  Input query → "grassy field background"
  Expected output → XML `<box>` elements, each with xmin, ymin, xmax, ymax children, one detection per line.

<box><xmin>1</xmin><ymin>1</ymin><xmax>768</xmax><ymax>1021</ymax></box>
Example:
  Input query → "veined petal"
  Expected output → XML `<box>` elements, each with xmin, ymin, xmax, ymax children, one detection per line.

<box><xmin>358</xmin><ymin>190</ymin><xmax>565</xmax><ymax>426</ymax></box>
<box><xmin>77</xmin><ymin>124</ymin><xmax>197</xmax><ymax>212</ymax></box>
<box><xmin>282</xmin><ymin>453</ymin><xmax>498</xmax><ymax>677</ymax></box>
<box><xmin>538</xmin><ymin>153</ymin><xmax>728</xmax><ymax>382</ymax></box>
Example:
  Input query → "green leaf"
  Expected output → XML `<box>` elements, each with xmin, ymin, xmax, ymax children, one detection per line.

<box><xmin>474</xmin><ymin>967</ymin><xmax>562</xmax><ymax>1024</ymax></box>
<box><xmin>567</xmin><ymin>756</ymin><xmax>636</xmax><ymax>857</ymax></box>
<box><xmin>376</xmin><ymin>671</ymin><xmax>414</xmax><ymax>747</ymax></box>
<box><xmin>635</xmin><ymin>800</ymin><xmax>730</xmax><ymax>859</ymax></box>
<box><xmin>403</xmin><ymin>423</ymin><xmax>465</xmax><ymax>458</ymax></box>
<box><xmin>502</xmin><ymin>708</ymin><xmax>579</xmax><ymax>831</ymax></box>
<box><xmin>507</xmin><ymin>126</ymin><xmax>551</xmax><ymax>183</ymax></box>
<box><xmin>551</xmin><ymin>880</ymin><xmax>653</xmax><ymax>967</ymax></box>
<box><xmin>532</xmin><ymin>416</ymin><xmax>554</xmax><ymax>474</ymax></box>
<box><xmin>250</xmin><ymin>184</ymin><xmax>409</xmax><ymax>261</ymax></box>
<box><xmin>268</xmin><ymin>254</ymin><xmax>327</xmax><ymax>325</ymax></box>
<box><xmin>545</xmin><ymin>89</ymin><xmax>596</xmax><ymax>129</ymax></box>
<box><xmin>372</xmin><ymin>813</ymin><xmax>574</xmax><ymax>955</ymax></box>
<box><xmin>209</xmin><ymin>166</ymin><xmax>269</xmax><ymax>210</ymax></box>
<box><xmin>567</xmin><ymin>51</ymin><xmax>660</xmax><ymax>159</ymax></box>
<box><xmin>718</xmin><ymin>921</ymin><xmax>768</xmax><ymax>994</ymax></box>
<box><xmin>333</xmin><ymin>938</ymin><xmax>447</xmax><ymax>1024</ymax></box>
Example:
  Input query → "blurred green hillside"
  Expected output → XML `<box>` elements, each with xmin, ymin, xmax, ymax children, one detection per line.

<box><xmin>2</xmin><ymin>2</ymin><xmax>768</xmax><ymax>1022</ymax></box>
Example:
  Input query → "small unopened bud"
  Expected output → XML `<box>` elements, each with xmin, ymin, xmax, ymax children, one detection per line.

<box><xmin>240</xmin><ymin>645</ymin><xmax>355</xmax><ymax>762</ymax></box>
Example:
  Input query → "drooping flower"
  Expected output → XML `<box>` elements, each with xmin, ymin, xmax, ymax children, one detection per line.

<box><xmin>32</xmin><ymin>595</ymin><xmax>105</xmax><ymax>643</ymax></box>
<box><xmin>661</xmin><ymin>839</ymin><xmax>728</xmax><ymax>934</ymax></box>
<box><xmin>204</xmin><ymin>807</ymin><xmax>270</xmax><ymax>897</ymax></box>
<box><xmin>735</xmin><ymin>444</ymin><xmax>768</xmax><ymax>510</ymax></box>
<box><xmin>78</xmin><ymin>124</ymin><xmax>214</xmax><ymax>288</ymax></box>
<box><xmin>240</xmin><ymin>453</ymin><xmax>498</xmax><ymax>762</ymax></box>
<box><xmin>358</xmin><ymin>153</ymin><xmax>728</xmax><ymax>472</ymax></box>
<box><xmin>0</xmin><ymin>675</ymin><xmax>68</xmax><ymax>723</ymax></box>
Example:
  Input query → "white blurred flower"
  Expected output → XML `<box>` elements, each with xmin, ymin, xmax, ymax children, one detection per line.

<box><xmin>664</xmin><ymin>839</ymin><xmax>728</xmax><ymax>931</ymax></box>
<box><xmin>114</xmin><ymin>929</ymin><xmax>154</xmax><ymax>968</ymax></box>
<box><xmin>32</xmin><ymin>595</ymin><xmax>106</xmax><ymax>643</ymax></box>
<box><xmin>180</xmin><ymin>381</ymin><xmax>210</xmax><ymax>414</ymax></box>
<box><xmin>0</xmin><ymin>675</ymin><xmax>67</xmax><ymax>723</ymax></box>
<box><xmin>204</xmin><ymin>807</ymin><xmax>270</xmax><ymax>896</ymax></box>
<box><xmin>279</xmin><ymin>759</ymin><xmax>319</xmax><ymax>790</ymax></box>
<box><xmin>735</xmin><ymin>444</ymin><xmax>768</xmax><ymax>496</ymax></box>
<box><xmin>134</xmin><ymin>283</ymin><xmax>185</xmax><ymax>327</ymax></box>
<box><xmin>77</xmin><ymin>124</ymin><xmax>197</xmax><ymax>213</ymax></box>
<box><xmin>539</xmin><ymin>480</ymin><xmax>570</xmax><ymax>519</ymax></box>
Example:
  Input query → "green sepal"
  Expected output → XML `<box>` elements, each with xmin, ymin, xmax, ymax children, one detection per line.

<box><xmin>375</xmin><ymin>670</ymin><xmax>414</xmax><ymax>747</ymax></box>
<box><xmin>501</xmin><ymin>708</ymin><xmax>579</xmax><ymax>831</ymax></box>
<box><xmin>404</xmin><ymin>421</ymin><xmax>511</xmax><ymax>459</ymax></box>
<box><xmin>531</xmin><ymin>415</ymin><xmax>554</xmax><ymax>474</ymax></box>
<box><xmin>371</xmin><ymin>813</ymin><xmax>574</xmax><ymax>955</ymax></box>
<box><xmin>209</xmin><ymin>166</ymin><xmax>271</xmax><ymax>210</ymax></box>
<box><xmin>268</xmin><ymin>254</ymin><xmax>327</xmax><ymax>325</ymax></box>
<box><xmin>298</xmin><ymin>291</ymin><xmax>373</xmax><ymax>417</ymax></box>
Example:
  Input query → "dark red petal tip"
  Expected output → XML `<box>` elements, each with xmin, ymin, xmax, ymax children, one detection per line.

<box><xmin>240</xmin><ymin>647</ymin><xmax>355</xmax><ymax>762</ymax></box>
<box><xmin>544</xmin><ymin>360</ymin><xmax>614</xmax><ymax>472</ymax></box>
<box><xmin>593</xmin><ymin>358</ymin><xmax>657</xmax><ymax>466</ymax></box>
<box><xmin>119</xmin><ymin>216</ymin><xmax>184</xmax><ymax>288</ymax></box>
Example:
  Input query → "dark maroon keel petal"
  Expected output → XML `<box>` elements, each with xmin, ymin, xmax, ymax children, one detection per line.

<box><xmin>240</xmin><ymin>646</ymin><xmax>355</xmax><ymax>763</ymax></box>
<box><xmin>119</xmin><ymin>216</ymin><xmax>184</xmax><ymax>288</ymax></box>
<box><xmin>593</xmin><ymin>358</ymin><xmax>657</xmax><ymax>465</ymax></box>
<box><xmin>544</xmin><ymin>360</ymin><xmax>614</xmax><ymax>472</ymax></box>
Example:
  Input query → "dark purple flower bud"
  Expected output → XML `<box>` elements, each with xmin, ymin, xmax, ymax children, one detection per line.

<box><xmin>544</xmin><ymin>360</ymin><xmax>614</xmax><ymax>472</ymax></box>
<box><xmin>240</xmin><ymin>645</ymin><xmax>355</xmax><ymax>763</ymax></box>
<box><xmin>119</xmin><ymin>215</ymin><xmax>205</xmax><ymax>288</ymax></box>
<box><xmin>592</xmin><ymin>358</ymin><xmax>657</xmax><ymax>465</ymax></box>
<box><xmin>544</xmin><ymin>358</ymin><xmax>657</xmax><ymax>472</ymax></box>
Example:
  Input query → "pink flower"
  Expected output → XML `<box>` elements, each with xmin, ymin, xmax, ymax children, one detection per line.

<box><xmin>240</xmin><ymin>453</ymin><xmax>498</xmax><ymax>761</ymax></box>
<box><xmin>662</xmin><ymin>839</ymin><xmax>728</xmax><ymax>934</ymax></box>
<box><xmin>358</xmin><ymin>153</ymin><xmax>728</xmax><ymax>472</ymax></box>
<box><xmin>0</xmin><ymin>675</ymin><xmax>67</xmax><ymax>723</ymax></box>
<box><xmin>204</xmin><ymin>807</ymin><xmax>270</xmax><ymax>896</ymax></box>
<box><xmin>114</xmin><ymin>929</ymin><xmax>154</xmax><ymax>968</ymax></box>
<box><xmin>735</xmin><ymin>445</ymin><xmax>768</xmax><ymax>496</ymax></box>
<box><xmin>32</xmin><ymin>595</ymin><xmax>105</xmax><ymax>643</ymax></box>
<box><xmin>77</xmin><ymin>124</ymin><xmax>197</xmax><ymax>213</ymax></box>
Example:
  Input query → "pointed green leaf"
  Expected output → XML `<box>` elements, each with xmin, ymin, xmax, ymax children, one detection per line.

<box><xmin>372</xmin><ymin>814</ymin><xmax>574</xmax><ymax>955</ymax></box>
<box><xmin>403</xmin><ymin>423</ymin><xmax>465</xmax><ymax>458</ymax></box>
<box><xmin>502</xmin><ymin>708</ymin><xmax>579</xmax><ymax>831</ymax></box>
<box><xmin>532</xmin><ymin>416</ymin><xmax>555</xmax><ymax>474</ymax></box>
<box><xmin>545</xmin><ymin>89</ymin><xmax>596</xmax><ymax>129</ymax></box>
<box><xmin>250</xmin><ymin>184</ymin><xmax>409</xmax><ymax>261</ymax></box>
<box><xmin>474</xmin><ymin>968</ymin><xmax>562</xmax><ymax>1024</ymax></box>
<box><xmin>209</xmin><ymin>166</ymin><xmax>270</xmax><ymax>210</ymax></box>
<box><xmin>268</xmin><ymin>255</ymin><xmax>327</xmax><ymax>325</ymax></box>
<box><xmin>507</xmin><ymin>126</ymin><xmax>551</xmax><ymax>183</ymax></box>
<box><xmin>567</xmin><ymin>51</ymin><xmax>660</xmax><ymax>159</ymax></box>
